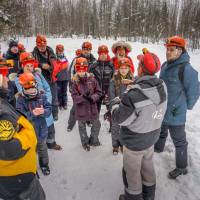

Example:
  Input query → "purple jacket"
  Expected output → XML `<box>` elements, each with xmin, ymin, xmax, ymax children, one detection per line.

<box><xmin>71</xmin><ymin>73</ymin><xmax>101</xmax><ymax>121</ymax></box>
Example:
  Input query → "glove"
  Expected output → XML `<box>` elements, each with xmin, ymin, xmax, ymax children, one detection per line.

<box><xmin>109</xmin><ymin>97</ymin><xmax>121</xmax><ymax>108</ymax></box>
<box><xmin>83</xmin><ymin>91</ymin><xmax>93</xmax><ymax>103</ymax></box>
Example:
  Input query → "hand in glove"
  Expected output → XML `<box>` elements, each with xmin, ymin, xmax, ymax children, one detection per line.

<box><xmin>82</xmin><ymin>90</ymin><xmax>93</xmax><ymax>103</ymax></box>
<box><xmin>109</xmin><ymin>97</ymin><xmax>121</xmax><ymax>113</ymax></box>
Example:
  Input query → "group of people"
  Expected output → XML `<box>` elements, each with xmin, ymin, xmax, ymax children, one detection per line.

<box><xmin>0</xmin><ymin>35</ymin><xmax>199</xmax><ymax>200</ymax></box>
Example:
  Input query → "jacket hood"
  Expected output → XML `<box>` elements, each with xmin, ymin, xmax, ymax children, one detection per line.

<box><xmin>134</xmin><ymin>75</ymin><xmax>167</xmax><ymax>105</ymax></box>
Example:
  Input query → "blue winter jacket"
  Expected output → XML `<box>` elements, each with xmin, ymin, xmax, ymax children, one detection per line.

<box><xmin>15</xmin><ymin>71</ymin><xmax>54</xmax><ymax>127</ymax></box>
<box><xmin>16</xmin><ymin>92</ymin><xmax>52</xmax><ymax>141</ymax></box>
<box><xmin>160</xmin><ymin>52</ymin><xmax>199</xmax><ymax>125</ymax></box>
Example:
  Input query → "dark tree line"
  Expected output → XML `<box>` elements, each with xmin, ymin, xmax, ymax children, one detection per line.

<box><xmin>0</xmin><ymin>0</ymin><xmax>200</xmax><ymax>49</ymax></box>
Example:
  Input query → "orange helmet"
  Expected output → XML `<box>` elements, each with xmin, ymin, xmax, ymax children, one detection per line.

<box><xmin>82</xmin><ymin>41</ymin><xmax>92</xmax><ymax>50</ymax></box>
<box><xmin>75</xmin><ymin>57</ymin><xmax>88</xmax><ymax>72</ymax></box>
<box><xmin>118</xmin><ymin>57</ymin><xmax>132</xmax><ymax>68</ymax></box>
<box><xmin>18</xmin><ymin>43</ymin><xmax>25</xmax><ymax>52</ymax></box>
<box><xmin>20</xmin><ymin>52</ymin><xmax>38</xmax><ymax>68</ymax></box>
<box><xmin>56</xmin><ymin>44</ymin><xmax>64</xmax><ymax>52</ymax></box>
<box><xmin>165</xmin><ymin>36</ymin><xmax>186</xmax><ymax>49</ymax></box>
<box><xmin>98</xmin><ymin>45</ymin><xmax>109</xmax><ymax>54</ymax></box>
<box><xmin>76</xmin><ymin>49</ymin><xmax>82</xmax><ymax>56</ymax></box>
<box><xmin>36</xmin><ymin>34</ymin><xmax>47</xmax><ymax>47</ymax></box>
<box><xmin>19</xmin><ymin>73</ymin><xmax>36</xmax><ymax>89</ymax></box>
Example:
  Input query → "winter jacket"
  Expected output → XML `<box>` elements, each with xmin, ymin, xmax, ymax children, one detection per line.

<box><xmin>14</xmin><ymin>70</ymin><xmax>54</xmax><ymax>127</ymax></box>
<box><xmin>111</xmin><ymin>56</ymin><xmax>134</xmax><ymax>73</ymax></box>
<box><xmin>16</xmin><ymin>92</ymin><xmax>52</xmax><ymax>141</ymax></box>
<box><xmin>109</xmin><ymin>71</ymin><xmax>133</xmax><ymax>102</ymax></box>
<box><xmin>90</xmin><ymin>60</ymin><xmax>114</xmax><ymax>97</ymax></box>
<box><xmin>71</xmin><ymin>73</ymin><xmax>101</xmax><ymax>121</ymax></box>
<box><xmin>160</xmin><ymin>52</ymin><xmax>199</xmax><ymax>126</ymax></box>
<box><xmin>5</xmin><ymin>50</ymin><xmax>20</xmax><ymax>74</ymax></box>
<box><xmin>32</xmin><ymin>46</ymin><xmax>57</xmax><ymax>83</ymax></box>
<box><xmin>0</xmin><ymin>89</ymin><xmax>37</xmax><ymax>197</ymax></box>
<box><xmin>56</xmin><ymin>54</ymin><xmax>70</xmax><ymax>81</ymax></box>
<box><xmin>112</xmin><ymin>75</ymin><xmax>167</xmax><ymax>151</ymax></box>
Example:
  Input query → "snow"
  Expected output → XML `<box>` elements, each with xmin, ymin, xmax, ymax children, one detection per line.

<box><xmin>1</xmin><ymin>37</ymin><xmax>200</xmax><ymax>200</ymax></box>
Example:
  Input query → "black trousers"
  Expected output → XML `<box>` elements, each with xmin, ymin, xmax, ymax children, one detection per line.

<box><xmin>155</xmin><ymin>124</ymin><xmax>188</xmax><ymax>169</ymax></box>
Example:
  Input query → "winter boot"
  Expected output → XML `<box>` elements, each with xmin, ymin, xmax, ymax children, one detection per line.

<box><xmin>119</xmin><ymin>192</ymin><xmax>144</xmax><ymax>200</ymax></box>
<box><xmin>143</xmin><ymin>184</ymin><xmax>155</xmax><ymax>200</ymax></box>
<box><xmin>41</xmin><ymin>165</ymin><xmax>50</xmax><ymax>176</ymax></box>
<box><xmin>113</xmin><ymin>147</ymin><xmax>119</xmax><ymax>155</ymax></box>
<box><xmin>82</xmin><ymin>144</ymin><xmax>90</xmax><ymax>151</ymax></box>
<box><xmin>168</xmin><ymin>168</ymin><xmax>188</xmax><ymax>179</ymax></box>
<box><xmin>47</xmin><ymin>142</ymin><xmax>62</xmax><ymax>150</ymax></box>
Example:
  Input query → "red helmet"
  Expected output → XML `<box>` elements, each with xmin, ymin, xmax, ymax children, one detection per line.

<box><xmin>36</xmin><ymin>34</ymin><xmax>47</xmax><ymax>47</ymax></box>
<box><xmin>20</xmin><ymin>52</ymin><xmax>38</xmax><ymax>68</ymax></box>
<box><xmin>98</xmin><ymin>45</ymin><xmax>109</xmax><ymax>54</ymax></box>
<box><xmin>82</xmin><ymin>42</ymin><xmax>92</xmax><ymax>50</ymax></box>
<box><xmin>137</xmin><ymin>52</ymin><xmax>161</xmax><ymax>75</ymax></box>
<box><xmin>75</xmin><ymin>57</ymin><xmax>88</xmax><ymax>72</ymax></box>
<box><xmin>118</xmin><ymin>57</ymin><xmax>132</xmax><ymax>68</ymax></box>
<box><xmin>19</xmin><ymin>73</ymin><xmax>36</xmax><ymax>89</ymax></box>
<box><xmin>75</xmin><ymin>49</ymin><xmax>82</xmax><ymax>56</ymax></box>
<box><xmin>56</xmin><ymin>44</ymin><xmax>64</xmax><ymax>52</ymax></box>
<box><xmin>165</xmin><ymin>36</ymin><xmax>186</xmax><ymax>49</ymax></box>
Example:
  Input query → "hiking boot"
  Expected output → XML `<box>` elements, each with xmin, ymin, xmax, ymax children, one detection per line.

<box><xmin>168</xmin><ymin>168</ymin><xmax>188</xmax><ymax>179</ymax></box>
<box><xmin>82</xmin><ymin>144</ymin><xmax>90</xmax><ymax>151</ymax></box>
<box><xmin>89</xmin><ymin>137</ymin><xmax>101</xmax><ymax>146</ymax></box>
<box><xmin>47</xmin><ymin>142</ymin><xmax>62</xmax><ymax>150</ymax></box>
<box><xmin>113</xmin><ymin>147</ymin><xmax>119</xmax><ymax>155</ymax></box>
<box><xmin>41</xmin><ymin>165</ymin><xmax>50</xmax><ymax>176</ymax></box>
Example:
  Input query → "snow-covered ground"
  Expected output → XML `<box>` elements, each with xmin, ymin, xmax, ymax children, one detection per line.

<box><xmin>1</xmin><ymin>37</ymin><xmax>200</xmax><ymax>200</ymax></box>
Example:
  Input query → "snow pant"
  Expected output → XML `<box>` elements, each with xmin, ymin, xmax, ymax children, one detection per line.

<box><xmin>67</xmin><ymin>104</ymin><xmax>76</xmax><ymax>129</ymax></box>
<box><xmin>111</xmin><ymin>121</ymin><xmax>121</xmax><ymax>148</ymax></box>
<box><xmin>154</xmin><ymin>124</ymin><xmax>188</xmax><ymax>169</ymax></box>
<box><xmin>0</xmin><ymin>176</ymin><xmax>45</xmax><ymax>200</ymax></box>
<box><xmin>49</xmin><ymin>82</ymin><xmax>58</xmax><ymax>120</ymax></box>
<box><xmin>122</xmin><ymin>146</ymin><xmax>156</xmax><ymax>200</ymax></box>
<box><xmin>57</xmin><ymin>80</ymin><xmax>68</xmax><ymax>107</ymax></box>
<box><xmin>78</xmin><ymin>119</ymin><xmax>101</xmax><ymax>145</ymax></box>
<box><xmin>46</xmin><ymin>124</ymin><xmax>56</xmax><ymax>148</ymax></box>
<box><xmin>37</xmin><ymin>139</ymin><xmax>49</xmax><ymax>167</ymax></box>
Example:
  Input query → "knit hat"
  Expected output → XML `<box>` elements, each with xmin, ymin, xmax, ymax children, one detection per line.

<box><xmin>137</xmin><ymin>52</ymin><xmax>161</xmax><ymax>75</ymax></box>
<box><xmin>9</xmin><ymin>40</ymin><xmax>18</xmax><ymax>49</ymax></box>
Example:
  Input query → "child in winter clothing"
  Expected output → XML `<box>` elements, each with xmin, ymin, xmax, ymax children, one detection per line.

<box><xmin>71</xmin><ymin>57</ymin><xmax>101</xmax><ymax>151</ymax></box>
<box><xmin>109</xmin><ymin>58</ymin><xmax>134</xmax><ymax>155</ymax></box>
<box><xmin>56</xmin><ymin>44</ymin><xmax>69</xmax><ymax>110</ymax></box>
<box><xmin>16</xmin><ymin>72</ymin><xmax>52</xmax><ymax>176</ymax></box>
<box><xmin>111</xmin><ymin>50</ymin><xmax>167</xmax><ymax>200</ymax></box>
<box><xmin>13</xmin><ymin>52</ymin><xmax>62</xmax><ymax>150</ymax></box>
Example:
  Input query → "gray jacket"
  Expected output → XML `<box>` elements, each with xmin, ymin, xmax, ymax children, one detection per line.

<box><xmin>112</xmin><ymin>75</ymin><xmax>167</xmax><ymax>151</ymax></box>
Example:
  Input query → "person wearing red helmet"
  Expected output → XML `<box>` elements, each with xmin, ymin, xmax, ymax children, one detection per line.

<box><xmin>111</xmin><ymin>41</ymin><xmax>135</xmax><ymax>73</ymax></box>
<box><xmin>109</xmin><ymin>57</ymin><xmax>134</xmax><ymax>155</ymax></box>
<box><xmin>13</xmin><ymin>52</ymin><xmax>62</xmax><ymax>151</ymax></box>
<box><xmin>89</xmin><ymin>45</ymin><xmax>114</xmax><ymax>112</ymax></box>
<box><xmin>55</xmin><ymin>44</ymin><xmax>69</xmax><ymax>110</ymax></box>
<box><xmin>32</xmin><ymin>34</ymin><xmax>59</xmax><ymax>122</ymax></box>
<box><xmin>71</xmin><ymin>57</ymin><xmax>101</xmax><ymax>151</ymax></box>
<box><xmin>155</xmin><ymin>36</ymin><xmax>200</xmax><ymax>179</ymax></box>
<box><xmin>16</xmin><ymin>72</ymin><xmax>52</xmax><ymax>176</ymax></box>
<box><xmin>111</xmin><ymin>49</ymin><xmax>167</xmax><ymax>200</ymax></box>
